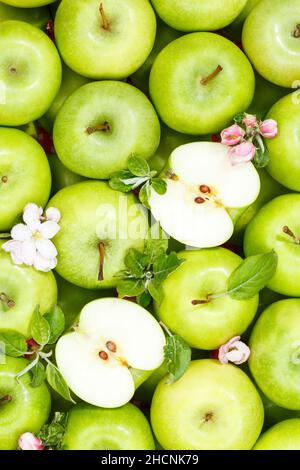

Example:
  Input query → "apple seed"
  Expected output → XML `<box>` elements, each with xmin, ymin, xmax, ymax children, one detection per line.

<box><xmin>106</xmin><ymin>341</ymin><xmax>117</xmax><ymax>353</ymax></box>
<box><xmin>99</xmin><ymin>350</ymin><xmax>109</xmax><ymax>361</ymax></box>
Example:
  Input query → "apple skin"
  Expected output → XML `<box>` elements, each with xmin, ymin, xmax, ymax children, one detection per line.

<box><xmin>55</xmin><ymin>0</ymin><xmax>156</xmax><ymax>80</ymax></box>
<box><xmin>48</xmin><ymin>181</ymin><xmax>148</xmax><ymax>290</ymax></box>
<box><xmin>260</xmin><ymin>392</ymin><xmax>300</xmax><ymax>429</ymax></box>
<box><xmin>48</xmin><ymin>154</ymin><xmax>85</xmax><ymax>196</ymax></box>
<box><xmin>134</xmin><ymin>362</ymin><xmax>168</xmax><ymax>402</ymax></box>
<box><xmin>151</xmin><ymin>359</ymin><xmax>264</xmax><ymax>450</ymax></box>
<box><xmin>264</xmin><ymin>94</ymin><xmax>300</xmax><ymax>191</ymax></box>
<box><xmin>0</xmin><ymin>2</ymin><xmax>50</xmax><ymax>28</ymax></box>
<box><xmin>249</xmin><ymin>299</ymin><xmax>300</xmax><ymax>410</ymax></box>
<box><xmin>53</xmin><ymin>81</ymin><xmax>161</xmax><ymax>179</ymax></box>
<box><xmin>0</xmin><ymin>356</ymin><xmax>51</xmax><ymax>450</ymax></box>
<box><xmin>151</xmin><ymin>0</ymin><xmax>247</xmax><ymax>32</ymax></box>
<box><xmin>1</xmin><ymin>0</ymin><xmax>56</xmax><ymax>6</ymax></box>
<box><xmin>247</xmin><ymin>72</ymin><xmax>288</xmax><ymax>120</ymax></box>
<box><xmin>0</xmin><ymin>21</ymin><xmax>61</xmax><ymax>126</ymax></box>
<box><xmin>242</xmin><ymin>0</ymin><xmax>300</xmax><ymax>88</ymax></box>
<box><xmin>225</xmin><ymin>0</ymin><xmax>261</xmax><ymax>39</ymax></box>
<box><xmin>150</xmin><ymin>33</ymin><xmax>255</xmax><ymax>135</ymax></box>
<box><xmin>156</xmin><ymin>249</ymin><xmax>258</xmax><ymax>350</ymax></box>
<box><xmin>62</xmin><ymin>403</ymin><xmax>155</xmax><ymax>450</ymax></box>
<box><xmin>254</xmin><ymin>419</ymin><xmax>300</xmax><ymax>450</ymax></box>
<box><xmin>244</xmin><ymin>194</ymin><xmax>300</xmax><ymax>296</ymax></box>
<box><xmin>0</xmin><ymin>128</ymin><xmax>52</xmax><ymax>231</ymax></box>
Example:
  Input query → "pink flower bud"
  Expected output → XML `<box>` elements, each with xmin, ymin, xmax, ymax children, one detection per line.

<box><xmin>218</xmin><ymin>336</ymin><xmax>250</xmax><ymax>365</ymax></box>
<box><xmin>18</xmin><ymin>432</ymin><xmax>44</xmax><ymax>451</ymax></box>
<box><xmin>228</xmin><ymin>141</ymin><xmax>256</xmax><ymax>165</ymax></box>
<box><xmin>220</xmin><ymin>124</ymin><xmax>244</xmax><ymax>146</ymax></box>
<box><xmin>259</xmin><ymin>119</ymin><xmax>278</xmax><ymax>138</ymax></box>
<box><xmin>243</xmin><ymin>113</ymin><xmax>257</xmax><ymax>128</ymax></box>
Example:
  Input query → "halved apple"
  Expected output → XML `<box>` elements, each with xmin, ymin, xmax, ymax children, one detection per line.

<box><xmin>149</xmin><ymin>142</ymin><xmax>260</xmax><ymax>248</ymax></box>
<box><xmin>55</xmin><ymin>298</ymin><xmax>166</xmax><ymax>408</ymax></box>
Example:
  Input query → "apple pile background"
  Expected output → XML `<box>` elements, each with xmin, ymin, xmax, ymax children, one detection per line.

<box><xmin>1</xmin><ymin>0</ymin><xmax>300</xmax><ymax>451</ymax></box>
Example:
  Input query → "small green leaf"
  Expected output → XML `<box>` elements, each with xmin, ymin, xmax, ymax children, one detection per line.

<box><xmin>109</xmin><ymin>178</ymin><xmax>133</xmax><ymax>193</ymax></box>
<box><xmin>136</xmin><ymin>291</ymin><xmax>152</xmax><ymax>308</ymax></box>
<box><xmin>0</xmin><ymin>331</ymin><xmax>27</xmax><ymax>357</ymax></box>
<box><xmin>148</xmin><ymin>280</ymin><xmax>164</xmax><ymax>305</ymax></box>
<box><xmin>145</xmin><ymin>228</ymin><xmax>168</xmax><ymax>263</ymax></box>
<box><xmin>30</xmin><ymin>306</ymin><xmax>50</xmax><ymax>346</ymax></box>
<box><xmin>44</xmin><ymin>306</ymin><xmax>65</xmax><ymax>344</ymax></box>
<box><xmin>117</xmin><ymin>279</ymin><xmax>145</xmax><ymax>298</ymax></box>
<box><xmin>128</xmin><ymin>156</ymin><xmax>150</xmax><ymax>177</ymax></box>
<box><xmin>228</xmin><ymin>251</ymin><xmax>278</xmax><ymax>300</ymax></box>
<box><xmin>164</xmin><ymin>334</ymin><xmax>191</xmax><ymax>383</ymax></box>
<box><xmin>124</xmin><ymin>249</ymin><xmax>146</xmax><ymax>278</ymax></box>
<box><xmin>138</xmin><ymin>182</ymin><xmax>151</xmax><ymax>208</ymax></box>
<box><xmin>253</xmin><ymin>150</ymin><xmax>270</xmax><ymax>168</ymax></box>
<box><xmin>38</xmin><ymin>412</ymin><xmax>68</xmax><ymax>449</ymax></box>
<box><xmin>30</xmin><ymin>361</ymin><xmax>46</xmax><ymax>388</ymax></box>
<box><xmin>153</xmin><ymin>252</ymin><xmax>185</xmax><ymax>284</ymax></box>
<box><xmin>151</xmin><ymin>178</ymin><xmax>167</xmax><ymax>195</ymax></box>
<box><xmin>0</xmin><ymin>233</ymin><xmax>10</xmax><ymax>239</ymax></box>
<box><xmin>233</xmin><ymin>112</ymin><xmax>245</xmax><ymax>124</ymax></box>
<box><xmin>46</xmin><ymin>362</ymin><xmax>75</xmax><ymax>403</ymax></box>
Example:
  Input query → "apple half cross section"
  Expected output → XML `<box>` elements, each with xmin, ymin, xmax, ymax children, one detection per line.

<box><xmin>149</xmin><ymin>142</ymin><xmax>260</xmax><ymax>248</ymax></box>
<box><xmin>56</xmin><ymin>298</ymin><xmax>166</xmax><ymax>408</ymax></box>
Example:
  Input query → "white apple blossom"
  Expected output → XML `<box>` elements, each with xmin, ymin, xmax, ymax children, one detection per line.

<box><xmin>2</xmin><ymin>203</ymin><xmax>61</xmax><ymax>272</ymax></box>
<box><xmin>218</xmin><ymin>336</ymin><xmax>250</xmax><ymax>365</ymax></box>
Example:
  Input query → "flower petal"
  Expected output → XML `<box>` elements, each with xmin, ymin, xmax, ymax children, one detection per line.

<box><xmin>39</xmin><ymin>221</ymin><xmax>60</xmax><ymax>239</ymax></box>
<box><xmin>18</xmin><ymin>432</ymin><xmax>44</xmax><ymax>451</ymax></box>
<box><xmin>23</xmin><ymin>203</ymin><xmax>43</xmax><ymax>230</ymax></box>
<box><xmin>36</xmin><ymin>239</ymin><xmax>57</xmax><ymax>260</ymax></box>
<box><xmin>11</xmin><ymin>224</ymin><xmax>32</xmax><ymax>242</ymax></box>
<box><xmin>33</xmin><ymin>252</ymin><xmax>57</xmax><ymax>272</ymax></box>
<box><xmin>2</xmin><ymin>240</ymin><xmax>23</xmax><ymax>264</ymax></box>
<box><xmin>45</xmin><ymin>207</ymin><xmax>61</xmax><ymax>223</ymax></box>
<box><xmin>21</xmin><ymin>240</ymin><xmax>36</xmax><ymax>266</ymax></box>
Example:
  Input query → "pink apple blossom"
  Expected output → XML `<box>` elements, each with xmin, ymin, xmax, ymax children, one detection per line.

<box><xmin>18</xmin><ymin>432</ymin><xmax>44</xmax><ymax>451</ymax></box>
<box><xmin>243</xmin><ymin>113</ymin><xmax>257</xmax><ymax>128</ymax></box>
<box><xmin>218</xmin><ymin>336</ymin><xmax>250</xmax><ymax>365</ymax></box>
<box><xmin>259</xmin><ymin>119</ymin><xmax>278</xmax><ymax>138</ymax></box>
<box><xmin>220</xmin><ymin>124</ymin><xmax>244</xmax><ymax>146</ymax></box>
<box><xmin>228</xmin><ymin>141</ymin><xmax>256</xmax><ymax>165</ymax></box>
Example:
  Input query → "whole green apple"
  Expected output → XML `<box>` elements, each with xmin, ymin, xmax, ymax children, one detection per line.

<box><xmin>150</xmin><ymin>33</ymin><xmax>255</xmax><ymax>134</ymax></box>
<box><xmin>55</xmin><ymin>0</ymin><xmax>156</xmax><ymax>79</ymax></box>
<box><xmin>0</xmin><ymin>2</ymin><xmax>50</xmax><ymax>28</ymax></box>
<box><xmin>151</xmin><ymin>359</ymin><xmax>264</xmax><ymax>450</ymax></box>
<box><xmin>48</xmin><ymin>154</ymin><xmax>85</xmax><ymax>196</ymax></box>
<box><xmin>62</xmin><ymin>403</ymin><xmax>155</xmax><ymax>450</ymax></box>
<box><xmin>254</xmin><ymin>419</ymin><xmax>300</xmax><ymax>450</ymax></box>
<box><xmin>242</xmin><ymin>0</ymin><xmax>300</xmax><ymax>88</ymax></box>
<box><xmin>0</xmin><ymin>356</ymin><xmax>51</xmax><ymax>450</ymax></box>
<box><xmin>53</xmin><ymin>81</ymin><xmax>160</xmax><ymax>179</ymax></box>
<box><xmin>247</xmin><ymin>73</ymin><xmax>288</xmax><ymax>120</ymax></box>
<box><xmin>156</xmin><ymin>249</ymin><xmax>258</xmax><ymax>350</ymax></box>
<box><xmin>264</xmin><ymin>94</ymin><xmax>300</xmax><ymax>191</ymax></box>
<box><xmin>1</xmin><ymin>0</ymin><xmax>56</xmax><ymax>5</ymax></box>
<box><xmin>0</xmin><ymin>21</ymin><xmax>61</xmax><ymax>126</ymax></box>
<box><xmin>0</xmin><ymin>244</ymin><xmax>57</xmax><ymax>336</ymax></box>
<box><xmin>249</xmin><ymin>299</ymin><xmax>300</xmax><ymax>409</ymax></box>
<box><xmin>151</xmin><ymin>0</ymin><xmax>247</xmax><ymax>32</ymax></box>
<box><xmin>48</xmin><ymin>181</ymin><xmax>148</xmax><ymax>289</ymax></box>
<box><xmin>0</xmin><ymin>128</ymin><xmax>51</xmax><ymax>231</ymax></box>
<box><xmin>244</xmin><ymin>194</ymin><xmax>300</xmax><ymax>296</ymax></box>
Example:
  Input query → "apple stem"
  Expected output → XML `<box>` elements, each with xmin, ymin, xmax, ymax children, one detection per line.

<box><xmin>0</xmin><ymin>395</ymin><xmax>12</xmax><ymax>405</ymax></box>
<box><xmin>86</xmin><ymin>122</ymin><xmax>110</xmax><ymax>135</ymax></box>
<box><xmin>0</xmin><ymin>293</ymin><xmax>15</xmax><ymax>309</ymax></box>
<box><xmin>99</xmin><ymin>2</ymin><xmax>111</xmax><ymax>31</ymax></box>
<box><xmin>191</xmin><ymin>299</ymin><xmax>210</xmax><ymax>305</ymax></box>
<box><xmin>200</xmin><ymin>65</ymin><xmax>223</xmax><ymax>85</ymax></box>
<box><xmin>98</xmin><ymin>242</ymin><xmax>105</xmax><ymax>281</ymax></box>
<box><xmin>192</xmin><ymin>291</ymin><xmax>227</xmax><ymax>305</ymax></box>
<box><xmin>282</xmin><ymin>226</ymin><xmax>300</xmax><ymax>244</ymax></box>
<box><xmin>294</xmin><ymin>24</ymin><xmax>300</xmax><ymax>38</ymax></box>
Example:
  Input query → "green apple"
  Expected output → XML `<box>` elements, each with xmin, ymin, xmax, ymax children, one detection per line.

<box><xmin>155</xmin><ymin>249</ymin><xmax>258</xmax><ymax>350</ymax></box>
<box><xmin>0</xmin><ymin>128</ymin><xmax>51</xmax><ymax>231</ymax></box>
<box><xmin>1</xmin><ymin>0</ymin><xmax>56</xmax><ymax>6</ymax></box>
<box><xmin>151</xmin><ymin>359</ymin><xmax>264</xmax><ymax>450</ymax></box>
<box><xmin>254</xmin><ymin>419</ymin><xmax>300</xmax><ymax>450</ymax></box>
<box><xmin>264</xmin><ymin>94</ymin><xmax>300</xmax><ymax>191</ymax></box>
<box><xmin>40</xmin><ymin>64</ymin><xmax>90</xmax><ymax>134</ymax></box>
<box><xmin>48</xmin><ymin>181</ymin><xmax>148</xmax><ymax>289</ymax></box>
<box><xmin>0</xmin><ymin>2</ymin><xmax>50</xmax><ymax>28</ymax></box>
<box><xmin>0</xmin><ymin>243</ymin><xmax>57</xmax><ymax>337</ymax></box>
<box><xmin>56</xmin><ymin>298</ymin><xmax>165</xmax><ymax>408</ymax></box>
<box><xmin>149</xmin><ymin>142</ymin><xmax>260</xmax><ymax>248</ymax></box>
<box><xmin>0</xmin><ymin>21</ymin><xmax>61</xmax><ymax>126</ymax></box>
<box><xmin>62</xmin><ymin>403</ymin><xmax>155</xmax><ymax>450</ymax></box>
<box><xmin>55</xmin><ymin>0</ymin><xmax>156</xmax><ymax>79</ymax></box>
<box><xmin>242</xmin><ymin>0</ymin><xmax>300</xmax><ymax>88</ymax></box>
<box><xmin>247</xmin><ymin>72</ymin><xmax>288</xmax><ymax>120</ymax></box>
<box><xmin>150</xmin><ymin>33</ymin><xmax>255</xmax><ymax>134</ymax></box>
<box><xmin>249</xmin><ymin>299</ymin><xmax>300</xmax><ymax>410</ymax></box>
<box><xmin>244</xmin><ymin>194</ymin><xmax>300</xmax><ymax>296</ymax></box>
<box><xmin>151</xmin><ymin>0</ymin><xmax>247</xmax><ymax>32</ymax></box>
<box><xmin>260</xmin><ymin>392</ymin><xmax>300</xmax><ymax>428</ymax></box>
<box><xmin>0</xmin><ymin>356</ymin><xmax>51</xmax><ymax>450</ymax></box>
<box><xmin>53</xmin><ymin>81</ymin><xmax>160</xmax><ymax>179</ymax></box>
<box><xmin>48</xmin><ymin>154</ymin><xmax>85</xmax><ymax>196</ymax></box>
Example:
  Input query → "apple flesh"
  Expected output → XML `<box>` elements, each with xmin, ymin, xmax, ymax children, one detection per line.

<box><xmin>0</xmin><ymin>356</ymin><xmax>51</xmax><ymax>450</ymax></box>
<box><xmin>151</xmin><ymin>359</ymin><xmax>264</xmax><ymax>450</ymax></box>
<box><xmin>62</xmin><ymin>403</ymin><xmax>155</xmax><ymax>450</ymax></box>
<box><xmin>53</xmin><ymin>81</ymin><xmax>161</xmax><ymax>179</ymax></box>
<box><xmin>254</xmin><ymin>419</ymin><xmax>300</xmax><ymax>450</ymax></box>
<box><xmin>0</xmin><ymin>2</ymin><xmax>50</xmax><ymax>28</ymax></box>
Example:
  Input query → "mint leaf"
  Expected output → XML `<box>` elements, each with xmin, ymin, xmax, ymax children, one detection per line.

<box><xmin>30</xmin><ymin>306</ymin><xmax>50</xmax><ymax>346</ymax></box>
<box><xmin>151</xmin><ymin>178</ymin><xmax>167</xmax><ymax>195</ymax></box>
<box><xmin>109</xmin><ymin>178</ymin><xmax>133</xmax><ymax>193</ymax></box>
<box><xmin>124</xmin><ymin>249</ymin><xmax>147</xmax><ymax>278</ymax></box>
<box><xmin>44</xmin><ymin>306</ymin><xmax>65</xmax><ymax>344</ymax></box>
<box><xmin>153</xmin><ymin>252</ymin><xmax>184</xmax><ymax>284</ymax></box>
<box><xmin>30</xmin><ymin>361</ymin><xmax>46</xmax><ymax>388</ymax></box>
<box><xmin>117</xmin><ymin>279</ymin><xmax>145</xmax><ymax>298</ymax></box>
<box><xmin>38</xmin><ymin>412</ymin><xmax>68</xmax><ymax>449</ymax></box>
<box><xmin>46</xmin><ymin>362</ymin><xmax>75</xmax><ymax>403</ymax></box>
<box><xmin>145</xmin><ymin>238</ymin><xmax>168</xmax><ymax>263</ymax></box>
<box><xmin>138</xmin><ymin>182</ymin><xmax>151</xmax><ymax>208</ymax></box>
<box><xmin>228</xmin><ymin>251</ymin><xmax>278</xmax><ymax>300</ymax></box>
<box><xmin>148</xmin><ymin>280</ymin><xmax>163</xmax><ymax>305</ymax></box>
<box><xmin>128</xmin><ymin>156</ymin><xmax>150</xmax><ymax>177</ymax></box>
<box><xmin>0</xmin><ymin>331</ymin><xmax>27</xmax><ymax>357</ymax></box>
<box><xmin>164</xmin><ymin>333</ymin><xmax>191</xmax><ymax>383</ymax></box>
<box><xmin>136</xmin><ymin>291</ymin><xmax>152</xmax><ymax>308</ymax></box>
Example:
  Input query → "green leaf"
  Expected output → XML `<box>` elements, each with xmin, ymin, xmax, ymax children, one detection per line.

<box><xmin>233</xmin><ymin>112</ymin><xmax>246</xmax><ymax>124</ymax></box>
<box><xmin>30</xmin><ymin>306</ymin><xmax>50</xmax><ymax>346</ymax></box>
<box><xmin>117</xmin><ymin>279</ymin><xmax>145</xmax><ymax>298</ymax></box>
<box><xmin>109</xmin><ymin>177</ymin><xmax>134</xmax><ymax>193</ymax></box>
<box><xmin>124</xmin><ymin>249</ymin><xmax>146</xmax><ymax>278</ymax></box>
<box><xmin>145</xmin><ymin>229</ymin><xmax>168</xmax><ymax>263</ymax></box>
<box><xmin>228</xmin><ymin>251</ymin><xmax>278</xmax><ymax>300</ymax></box>
<box><xmin>153</xmin><ymin>252</ymin><xmax>185</xmax><ymax>284</ymax></box>
<box><xmin>148</xmin><ymin>280</ymin><xmax>164</xmax><ymax>305</ymax></box>
<box><xmin>38</xmin><ymin>412</ymin><xmax>68</xmax><ymax>449</ymax></box>
<box><xmin>136</xmin><ymin>291</ymin><xmax>152</xmax><ymax>308</ymax></box>
<box><xmin>128</xmin><ymin>156</ymin><xmax>150</xmax><ymax>177</ymax></box>
<box><xmin>0</xmin><ymin>233</ymin><xmax>10</xmax><ymax>239</ymax></box>
<box><xmin>151</xmin><ymin>178</ymin><xmax>167</xmax><ymax>195</ymax></box>
<box><xmin>164</xmin><ymin>334</ymin><xmax>191</xmax><ymax>383</ymax></box>
<box><xmin>0</xmin><ymin>331</ymin><xmax>27</xmax><ymax>357</ymax></box>
<box><xmin>253</xmin><ymin>150</ymin><xmax>270</xmax><ymax>169</ymax></box>
<box><xmin>44</xmin><ymin>306</ymin><xmax>65</xmax><ymax>344</ymax></box>
<box><xmin>30</xmin><ymin>361</ymin><xmax>46</xmax><ymax>388</ymax></box>
<box><xmin>138</xmin><ymin>182</ymin><xmax>151</xmax><ymax>208</ymax></box>
<box><xmin>46</xmin><ymin>362</ymin><xmax>75</xmax><ymax>403</ymax></box>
